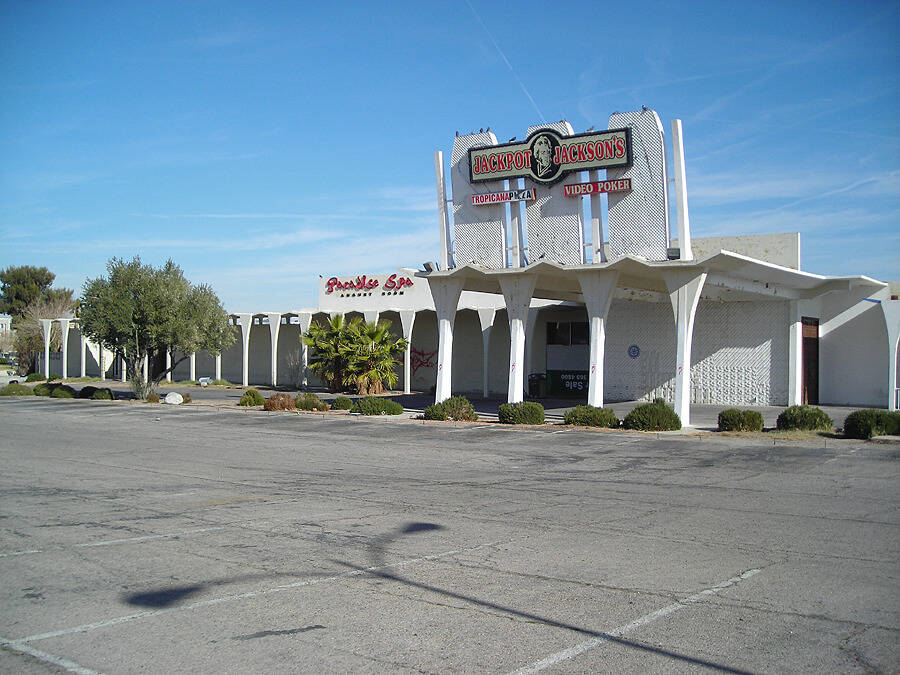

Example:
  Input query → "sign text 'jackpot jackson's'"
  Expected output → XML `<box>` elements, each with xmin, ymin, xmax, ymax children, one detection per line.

<box><xmin>469</xmin><ymin>127</ymin><xmax>632</xmax><ymax>185</ymax></box>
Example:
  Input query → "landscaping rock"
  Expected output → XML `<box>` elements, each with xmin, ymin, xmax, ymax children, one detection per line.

<box><xmin>164</xmin><ymin>392</ymin><xmax>184</xmax><ymax>405</ymax></box>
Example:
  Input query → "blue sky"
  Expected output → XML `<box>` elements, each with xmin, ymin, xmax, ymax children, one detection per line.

<box><xmin>1</xmin><ymin>0</ymin><xmax>898</xmax><ymax>311</ymax></box>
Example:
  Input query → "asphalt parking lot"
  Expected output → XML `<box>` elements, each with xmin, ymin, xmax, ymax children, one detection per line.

<box><xmin>1</xmin><ymin>397</ymin><xmax>898</xmax><ymax>673</ymax></box>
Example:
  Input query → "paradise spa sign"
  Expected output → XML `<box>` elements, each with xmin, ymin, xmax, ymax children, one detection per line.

<box><xmin>468</xmin><ymin>127</ymin><xmax>632</xmax><ymax>185</ymax></box>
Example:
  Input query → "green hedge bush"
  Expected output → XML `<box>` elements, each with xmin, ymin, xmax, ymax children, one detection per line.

<box><xmin>264</xmin><ymin>393</ymin><xmax>296</xmax><ymax>411</ymax></box>
<box><xmin>92</xmin><ymin>387</ymin><xmax>115</xmax><ymax>400</ymax></box>
<box><xmin>776</xmin><ymin>405</ymin><xmax>833</xmax><ymax>431</ymax></box>
<box><xmin>717</xmin><ymin>408</ymin><xmax>764</xmax><ymax>432</ymax></box>
<box><xmin>25</xmin><ymin>373</ymin><xmax>46</xmax><ymax>382</ymax></box>
<box><xmin>622</xmin><ymin>400</ymin><xmax>681</xmax><ymax>431</ymax></box>
<box><xmin>238</xmin><ymin>389</ymin><xmax>265</xmax><ymax>406</ymax></box>
<box><xmin>498</xmin><ymin>401</ymin><xmax>545</xmax><ymax>425</ymax></box>
<box><xmin>0</xmin><ymin>383</ymin><xmax>34</xmax><ymax>396</ymax></box>
<box><xmin>50</xmin><ymin>384</ymin><xmax>76</xmax><ymax>398</ymax></box>
<box><xmin>424</xmin><ymin>396</ymin><xmax>478</xmax><ymax>421</ymax></box>
<box><xmin>563</xmin><ymin>405</ymin><xmax>618</xmax><ymax>428</ymax></box>
<box><xmin>351</xmin><ymin>396</ymin><xmax>403</xmax><ymax>415</ymax></box>
<box><xmin>77</xmin><ymin>386</ymin><xmax>98</xmax><ymax>399</ymax></box>
<box><xmin>210</xmin><ymin>379</ymin><xmax>231</xmax><ymax>386</ymax></box>
<box><xmin>843</xmin><ymin>409</ymin><xmax>900</xmax><ymax>439</ymax></box>
<box><xmin>331</xmin><ymin>396</ymin><xmax>353</xmax><ymax>410</ymax></box>
<box><xmin>33</xmin><ymin>382</ymin><xmax>54</xmax><ymax>396</ymax></box>
<box><xmin>295</xmin><ymin>392</ymin><xmax>330</xmax><ymax>411</ymax></box>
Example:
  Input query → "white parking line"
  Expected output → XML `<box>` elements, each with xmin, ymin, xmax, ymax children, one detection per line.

<box><xmin>0</xmin><ymin>637</ymin><xmax>100</xmax><ymax>675</ymax></box>
<box><xmin>0</xmin><ymin>527</ymin><xmax>225</xmax><ymax>559</ymax></box>
<box><xmin>14</xmin><ymin>540</ymin><xmax>504</xmax><ymax>645</ymax></box>
<box><xmin>509</xmin><ymin>568</ymin><xmax>761</xmax><ymax>674</ymax></box>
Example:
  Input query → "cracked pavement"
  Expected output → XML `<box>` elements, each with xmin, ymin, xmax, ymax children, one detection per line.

<box><xmin>0</xmin><ymin>397</ymin><xmax>897</xmax><ymax>673</ymax></box>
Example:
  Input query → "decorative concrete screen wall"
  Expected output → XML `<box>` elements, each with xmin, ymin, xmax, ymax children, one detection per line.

<box><xmin>523</xmin><ymin>121</ymin><xmax>584</xmax><ymax>265</ymax></box>
<box><xmin>450</xmin><ymin>132</ymin><xmax>507</xmax><ymax>268</ymax></box>
<box><xmin>607</xmin><ymin>109</ymin><xmax>670</xmax><ymax>260</ymax></box>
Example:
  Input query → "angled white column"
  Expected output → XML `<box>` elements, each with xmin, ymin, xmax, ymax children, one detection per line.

<box><xmin>215</xmin><ymin>353</ymin><xmax>222</xmax><ymax>381</ymax></box>
<box><xmin>235</xmin><ymin>314</ymin><xmax>253</xmax><ymax>387</ymax></box>
<box><xmin>79</xmin><ymin>333</ymin><xmax>87</xmax><ymax>378</ymax></box>
<box><xmin>40</xmin><ymin>319</ymin><xmax>52</xmax><ymax>378</ymax></box>
<box><xmin>477</xmin><ymin>308</ymin><xmax>496</xmax><ymax>398</ymax></box>
<box><xmin>142</xmin><ymin>354</ymin><xmax>148</xmax><ymax>383</ymax></box>
<box><xmin>98</xmin><ymin>344</ymin><xmax>103</xmax><ymax>379</ymax></box>
<box><xmin>58</xmin><ymin>319</ymin><xmax>70</xmax><ymax>379</ymax></box>
<box><xmin>589</xmin><ymin>169</ymin><xmax>606</xmax><ymax>263</ymax></box>
<box><xmin>120</xmin><ymin>354</ymin><xmax>127</xmax><ymax>383</ymax></box>
<box><xmin>499</xmin><ymin>274</ymin><xmax>537</xmax><ymax>403</ymax></box>
<box><xmin>363</xmin><ymin>310</ymin><xmax>379</xmax><ymax>325</ymax></box>
<box><xmin>297</xmin><ymin>312</ymin><xmax>313</xmax><ymax>389</ymax></box>
<box><xmin>788</xmin><ymin>301</ymin><xmax>803</xmax><ymax>405</ymax></box>
<box><xmin>671</xmin><ymin>120</ymin><xmax>693</xmax><ymax>261</ymax></box>
<box><xmin>428</xmin><ymin>277</ymin><xmax>464</xmax><ymax>403</ymax></box>
<box><xmin>399</xmin><ymin>310</ymin><xmax>416</xmax><ymax>394</ymax></box>
<box><xmin>663</xmin><ymin>270</ymin><xmax>707</xmax><ymax>426</ymax></box>
<box><xmin>189</xmin><ymin>352</ymin><xmax>196</xmax><ymax>381</ymax></box>
<box><xmin>166</xmin><ymin>349</ymin><xmax>172</xmax><ymax>382</ymax></box>
<box><xmin>577</xmin><ymin>270</ymin><xmax>619</xmax><ymax>408</ymax></box>
<box><xmin>267</xmin><ymin>313</ymin><xmax>282</xmax><ymax>386</ymax></box>
<box><xmin>882</xmin><ymin>300</ymin><xmax>900</xmax><ymax>411</ymax></box>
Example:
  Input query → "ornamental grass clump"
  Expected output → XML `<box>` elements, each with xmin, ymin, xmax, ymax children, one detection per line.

<box><xmin>264</xmin><ymin>393</ymin><xmax>296</xmax><ymax>411</ymax></box>
<box><xmin>423</xmin><ymin>396</ymin><xmax>478</xmax><ymax>421</ymax></box>
<box><xmin>563</xmin><ymin>405</ymin><xmax>618</xmax><ymax>428</ymax></box>
<box><xmin>351</xmin><ymin>396</ymin><xmax>403</xmax><ymax>415</ymax></box>
<box><xmin>498</xmin><ymin>401</ymin><xmax>545</xmax><ymax>425</ymax></box>
<box><xmin>182</xmin><ymin>392</ymin><xmax>192</xmax><ymax>404</ymax></box>
<box><xmin>295</xmin><ymin>392</ymin><xmax>330</xmax><ymax>411</ymax></box>
<box><xmin>331</xmin><ymin>396</ymin><xmax>353</xmax><ymax>410</ymax></box>
<box><xmin>146</xmin><ymin>392</ymin><xmax>160</xmax><ymax>403</ymax></box>
<box><xmin>49</xmin><ymin>384</ymin><xmax>77</xmax><ymax>398</ymax></box>
<box><xmin>717</xmin><ymin>408</ymin><xmax>764</xmax><ymax>432</ymax></box>
<box><xmin>238</xmin><ymin>389</ymin><xmax>265</xmax><ymax>406</ymax></box>
<box><xmin>25</xmin><ymin>373</ymin><xmax>46</xmax><ymax>382</ymax></box>
<box><xmin>843</xmin><ymin>409</ymin><xmax>900</xmax><ymax>439</ymax></box>
<box><xmin>776</xmin><ymin>405</ymin><xmax>832</xmax><ymax>432</ymax></box>
<box><xmin>622</xmin><ymin>400</ymin><xmax>681</xmax><ymax>431</ymax></box>
<box><xmin>0</xmin><ymin>383</ymin><xmax>34</xmax><ymax>396</ymax></box>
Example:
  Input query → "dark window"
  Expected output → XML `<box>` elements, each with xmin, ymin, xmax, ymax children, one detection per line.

<box><xmin>571</xmin><ymin>322</ymin><xmax>589</xmax><ymax>345</ymax></box>
<box><xmin>546</xmin><ymin>322</ymin><xmax>570</xmax><ymax>346</ymax></box>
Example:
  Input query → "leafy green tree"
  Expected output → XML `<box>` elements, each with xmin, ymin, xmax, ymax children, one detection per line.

<box><xmin>79</xmin><ymin>257</ymin><xmax>235</xmax><ymax>398</ymax></box>
<box><xmin>303</xmin><ymin>315</ymin><xmax>407</xmax><ymax>395</ymax></box>
<box><xmin>0</xmin><ymin>265</ymin><xmax>72</xmax><ymax>319</ymax></box>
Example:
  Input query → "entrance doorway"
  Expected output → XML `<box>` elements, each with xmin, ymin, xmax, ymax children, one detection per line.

<box><xmin>802</xmin><ymin>317</ymin><xmax>819</xmax><ymax>405</ymax></box>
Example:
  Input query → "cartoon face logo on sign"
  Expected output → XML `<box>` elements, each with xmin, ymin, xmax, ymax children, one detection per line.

<box><xmin>531</xmin><ymin>133</ymin><xmax>560</xmax><ymax>181</ymax></box>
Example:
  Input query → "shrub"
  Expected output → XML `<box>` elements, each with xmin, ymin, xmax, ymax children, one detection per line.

<box><xmin>424</xmin><ymin>396</ymin><xmax>479</xmax><ymax>421</ymax></box>
<box><xmin>0</xmin><ymin>383</ymin><xmax>34</xmax><ymax>396</ymax></box>
<box><xmin>717</xmin><ymin>408</ymin><xmax>764</xmax><ymax>432</ymax></box>
<box><xmin>77</xmin><ymin>386</ymin><xmax>98</xmax><ymax>399</ymax></box>
<box><xmin>498</xmin><ymin>401</ymin><xmax>545</xmax><ymax>425</ymax></box>
<box><xmin>50</xmin><ymin>384</ymin><xmax>76</xmax><ymax>398</ymax></box>
<box><xmin>623</xmin><ymin>400</ymin><xmax>682</xmax><ymax>431</ymax></box>
<box><xmin>264</xmin><ymin>393</ymin><xmax>296</xmax><ymax>411</ymax></box>
<box><xmin>210</xmin><ymin>379</ymin><xmax>231</xmax><ymax>386</ymax></box>
<box><xmin>563</xmin><ymin>405</ymin><xmax>618</xmax><ymax>428</ymax></box>
<box><xmin>25</xmin><ymin>373</ymin><xmax>46</xmax><ymax>382</ymax></box>
<box><xmin>843</xmin><ymin>409</ymin><xmax>900</xmax><ymax>439</ymax></box>
<box><xmin>182</xmin><ymin>392</ymin><xmax>192</xmax><ymax>404</ymax></box>
<box><xmin>776</xmin><ymin>405</ymin><xmax>833</xmax><ymax>431</ymax></box>
<box><xmin>295</xmin><ymin>392</ymin><xmax>330</xmax><ymax>411</ymax></box>
<box><xmin>331</xmin><ymin>396</ymin><xmax>353</xmax><ymax>410</ymax></box>
<box><xmin>238</xmin><ymin>389</ymin><xmax>265</xmax><ymax>406</ymax></box>
<box><xmin>351</xmin><ymin>396</ymin><xmax>403</xmax><ymax>415</ymax></box>
<box><xmin>91</xmin><ymin>388</ymin><xmax>115</xmax><ymax>401</ymax></box>
<box><xmin>146</xmin><ymin>392</ymin><xmax>160</xmax><ymax>403</ymax></box>
<box><xmin>33</xmin><ymin>382</ymin><xmax>54</xmax><ymax>396</ymax></box>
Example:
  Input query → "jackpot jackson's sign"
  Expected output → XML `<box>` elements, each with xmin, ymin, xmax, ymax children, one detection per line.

<box><xmin>472</xmin><ymin>188</ymin><xmax>535</xmax><ymax>206</ymax></box>
<box><xmin>325</xmin><ymin>273</ymin><xmax>414</xmax><ymax>294</ymax></box>
<box><xmin>469</xmin><ymin>127</ymin><xmax>632</xmax><ymax>185</ymax></box>
<box><xmin>562</xmin><ymin>178</ymin><xmax>632</xmax><ymax>197</ymax></box>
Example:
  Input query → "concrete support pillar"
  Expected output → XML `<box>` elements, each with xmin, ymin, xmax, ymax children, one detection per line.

<box><xmin>671</xmin><ymin>119</ymin><xmax>693</xmax><ymax>261</ymax></box>
<box><xmin>79</xmin><ymin>333</ymin><xmax>87</xmax><ymax>378</ymax></box>
<box><xmin>58</xmin><ymin>319</ymin><xmax>70</xmax><ymax>379</ymax></box>
<box><xmin>427</xmin><ymin>277</ymin><xmax>464</xmax><ymax>403</ymax></box>
<box><xmin>298</xmin><ymin>312</ymin><xmax>313</xmax><ymax>389</ymax></box>
<box><xmin>142</xmin><ymin>354</ymin><xmax>148</xmax><ymax>383</ymax></box>
<box><xmin>235</xmin><ymin>314</ymin><xmax>253</xmax><ymax>387</ymax></box>
<box><xmin>266</xmin><ymin>313</ymin><xmax>282</xmax><ymax>386</ymax></box>
<box><xmin>98</xmin><ymin>344</ymin><xmax>103</xmax><ymax>379</ymax></box>
<box><xmin>189</xmin><ymin>352</ymin><xmax>196</xmax><ymax>382</ymax></box>
<box><xmin>166</xmin><ymin>349</ymin><xmax>172</xmax><ymax>382</ymax></box>
<box><xmin>363</xmin><ymin>310</ymin><xmax>379</xmax><ymax>325</ymax></box>
<box><xmin>215</xmin><ymin>353</ymin><xmax>222</xmax><ymax>381</ymax></box>
<box><xmin>477</xmin><ymin>309</ymin><xmax>496</xmax><ymax>398</ymax></box>
<box><xmin>788</xmin><ymin>301</ymin><xmax>803</xmax><ymax>406</ymax></box>
<box><xmin>399</xmin><ymin>310</ymin><xmax>417</xmax><ymax>395</ymax></box>
<box><xmin>576</xmin><ymin>270</ymin><xmax>619</xmax><ymax>408</ymax></box>
<box><xmin>499</xmin><ymin>275</ymin><xmax>537</xmax><ymax>403</ymax></box>
<box><xmin>882</xmin><ymin>300</ymin><xmax>900</xmax><ymax>411</ymax></box>
<box><xmin>524</xmin><ymin>309</ymin><xmax>538</xmax><ymax>386</ymax></box>
<box><xmin>40</xmin><ymin>319</ymin><xmax>52</xmax><ymax>378</ymax></box>
<box><xmin>589</xmin><ymin>169</ymin><xmax>606</xmax><ymax>263</ymax></box>
<box><xmin>663</xmin><ymin>270</ymin><xmax>707</xmax><ymax>427</ymax></box>
<box><xmin>121</xmin><ymin>354</ymin><xmax>127</xmax><ymax>383</ymax></box>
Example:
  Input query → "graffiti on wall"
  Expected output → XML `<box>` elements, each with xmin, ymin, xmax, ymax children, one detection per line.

<box><xmin>411</xmin><ymin>347</ymin><xmax>437</xmax><ymax>375</ymax></box>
